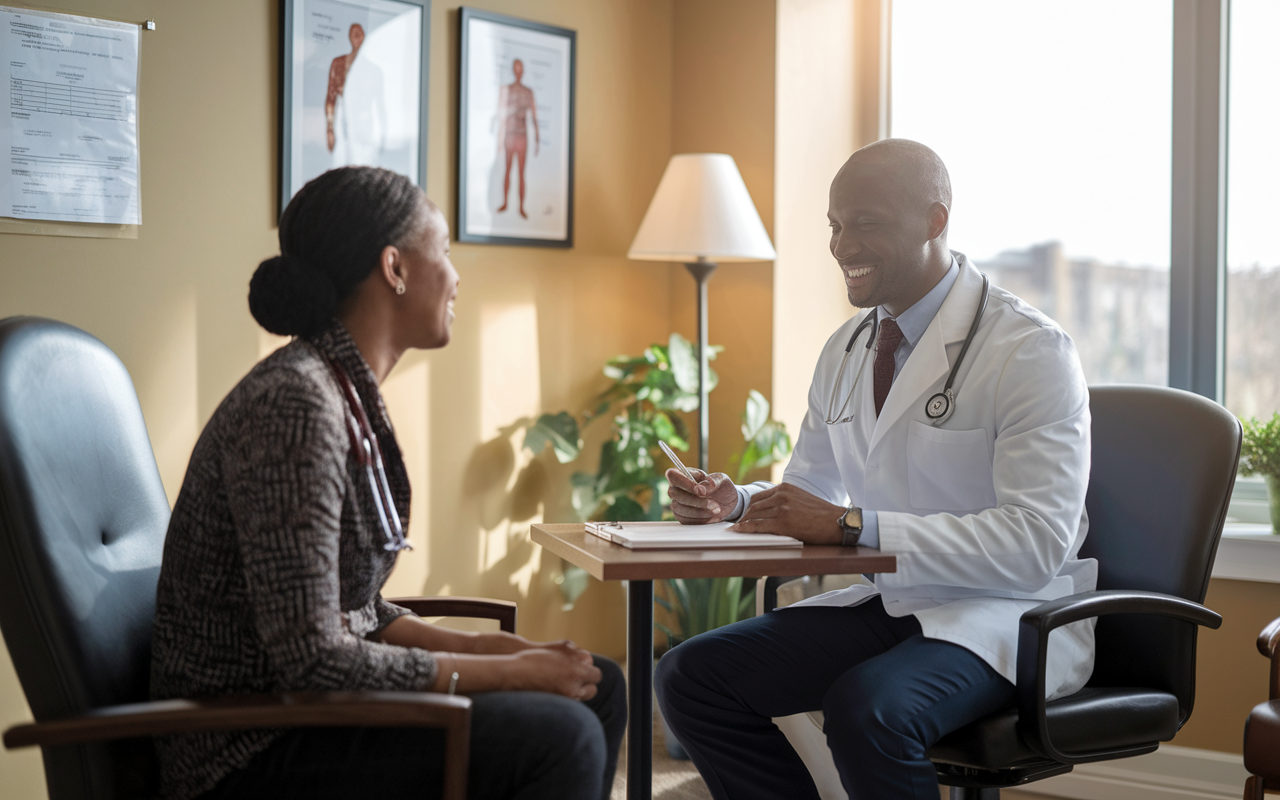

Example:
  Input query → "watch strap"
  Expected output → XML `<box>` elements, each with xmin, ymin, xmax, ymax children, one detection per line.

<box><xmin>839</xmin><ymin>506</ymin><xmax>862</xmax><ymax>547</ymax></box>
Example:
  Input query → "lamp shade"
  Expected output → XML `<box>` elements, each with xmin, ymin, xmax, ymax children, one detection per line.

<box><xmin>627</xmin><ymin>153</ymin><xmax>776</xmax><ymax>262</ymax></box>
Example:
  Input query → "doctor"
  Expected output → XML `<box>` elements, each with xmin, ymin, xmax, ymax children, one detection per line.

<box><xmin>654</xmin><ymin>139</ymin><xmax>1097</xmax><ymax>800</ymax></box>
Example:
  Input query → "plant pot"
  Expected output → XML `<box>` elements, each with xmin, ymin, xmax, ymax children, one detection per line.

<box><xmin>1268</xmin><ymin>474</ymin><xmax>1280</xmax><ymax>533</ymax></box>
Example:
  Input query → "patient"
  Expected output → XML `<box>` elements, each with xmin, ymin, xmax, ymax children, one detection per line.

<box><xmin>150</xmin><ymin>166</ymin><xmax>625</xmax><ymax>800</ymax></box>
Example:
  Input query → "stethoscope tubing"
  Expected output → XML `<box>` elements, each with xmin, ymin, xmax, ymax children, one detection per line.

<box><xmin>824</xmin><ymin>273</ymin><xmax>990</xmax><ymax>426</ymax></box>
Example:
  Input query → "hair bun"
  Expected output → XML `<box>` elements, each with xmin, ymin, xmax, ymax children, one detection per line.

<box><xmin>248</xmin><ymin>253</ymin><xmax>338</xmax><ymax>337</ymax></box>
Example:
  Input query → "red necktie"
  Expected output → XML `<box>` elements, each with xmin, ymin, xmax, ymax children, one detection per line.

<box><xmin>873</xmin><ymin>317</ymin><xmax>904</xmax><ymax>417</ymax></box>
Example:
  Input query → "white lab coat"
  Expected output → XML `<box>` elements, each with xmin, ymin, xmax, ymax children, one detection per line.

<box><xmin>764</xmin><ymin>252</ymin><xmax>1097</xmax><ymax>700</ymax></box>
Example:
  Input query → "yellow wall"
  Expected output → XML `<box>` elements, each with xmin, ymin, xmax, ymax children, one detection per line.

<box><xmin>772</xmin><ymin>0</ymin><xmax>863</xmax><ymax>445</ymax></box>
<box><xmin>1173</xmin><ymin>578</ymin><xmax>1280</xmax><ymax>753</ymax></box>
<box><xmin>0</xmin><ymin>2</ymin><xmax>1268</xmax><ymax>797</ymax></box>
<box><xmin>670</xmin><ymin>0</ymin><xmax>776</xmax><ymax>478</ymax></box>
<box><xmin>0</xmin><ymin>0</ymin><xmax>682</xmax><ymax>795</ymax></box>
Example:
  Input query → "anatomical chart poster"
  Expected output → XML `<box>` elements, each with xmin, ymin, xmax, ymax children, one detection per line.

<box><xmin>458</xmin><ymin>9</ymin><xmax>575</xmax><ymax>246</ymax></box>
<box><xmin>283</xmin><ymin>0</ymin><xmax>426</xmax><ymax>206</ymax></box>
<box><xmin>1</xmin><ymin>6</ymin><xmax>140</xmax><ymax>225</ymax></box>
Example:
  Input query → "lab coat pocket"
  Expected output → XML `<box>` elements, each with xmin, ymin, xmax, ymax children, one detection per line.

<box><xmin>906</xmin><ymin>420</ymin><xmax>997</xmax><ymax>513</ymax></box>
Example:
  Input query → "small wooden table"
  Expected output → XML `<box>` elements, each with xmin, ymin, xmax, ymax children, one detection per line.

<box><xmin>530</xmin><ymin>523</ymin><xmax>896</xmax><ymax>800</ymax></box>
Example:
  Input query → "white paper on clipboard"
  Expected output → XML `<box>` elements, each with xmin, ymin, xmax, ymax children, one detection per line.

<box><xmin>1</xmin><ymin>5</ymin><xmax>140</xmax><ymax>224</ymax></box>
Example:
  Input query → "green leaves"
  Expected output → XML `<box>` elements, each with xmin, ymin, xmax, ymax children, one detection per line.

<box><xmin>656</xmin><ymin>576</ymin><xmax>756</xmax><ymax>648</ymax></box>
<box><xmin>732</xmin><ymin>390</ymin><xmax>794</xmax><ymax>483</ymax></box>
<box><xmin>554</xmin><ymin>333</ymin><xmax>714</xmax><ymax>526</ymax></box>
<box><xmin>1241</xmin><ymin>413</ymin><xmax>1280</xmax><ymax>478</ymax></box>
<box><xmin>555</xmin><ymin>563</ymin><xmax>590</xmax><ymax>610</ymax></box>
<box><xmin>522</xmin><ymin>412</ymin><xmax>583</xmax><ymax>464</ymax></box>
<box><xmin>668</xmin><ymin>332</ymin><xmax>700</xmax><ymax>394</ymax></box>
<box><xmin>523</xmin><ymin>333</ymin><xmax>789</xmax><ymax>618</ymax></box>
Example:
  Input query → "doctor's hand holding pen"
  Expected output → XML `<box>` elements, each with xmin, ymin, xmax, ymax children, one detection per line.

<box><xmin>667</xmin><ymin>467</ymin><xmax>850</xmax><ymax>545</ymax></box>
<box><xmin>666</xmin><ymin>468</ymin><xmax>739</xmax><ymax>524</ymax></box>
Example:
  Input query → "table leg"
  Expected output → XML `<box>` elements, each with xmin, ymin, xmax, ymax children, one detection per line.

<box><xmin>627</xmin><ymin>579</ymin><xmax>653</xmax><ymax>800</ymax></box>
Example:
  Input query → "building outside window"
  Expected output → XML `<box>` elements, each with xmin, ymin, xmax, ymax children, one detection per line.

<box><xmin>891</xmin><ymin>0</ymin><xmax>1173</xmax><ymax>387</ymax></box>
<box><xmin>1226</xmin><ymin>0</ymin><xmax>1280</xmax><ymax>422</ymax></box>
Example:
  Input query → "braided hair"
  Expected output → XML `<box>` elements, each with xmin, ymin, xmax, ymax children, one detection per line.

<box><xmin>249</xmin><ymin>167</ymin><xmax>427</xmax><ymax>337</ymax></box>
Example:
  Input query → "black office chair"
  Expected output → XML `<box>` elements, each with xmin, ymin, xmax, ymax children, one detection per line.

<box><xmin>0</xmin><ymin>317</ymin><xmax>514</xmax><ymax>800</ymax></box>
<box><xmin>766</xmin><ymin>385</ymin><xmax>1241</xmax><ymax>799</ymax></box>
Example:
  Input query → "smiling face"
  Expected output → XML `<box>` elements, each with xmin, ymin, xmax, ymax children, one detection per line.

<box><xmin>828</xmin><ymin>141</ymin><xmax>952</xmax><ymax>316</ymax></box>
<box><xmin>397</xmin><ymin>203</ymin><xmax>458</xmax><ymax>349</ymax></box>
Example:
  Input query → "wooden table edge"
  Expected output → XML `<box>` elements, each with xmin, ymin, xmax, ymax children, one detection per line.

<box><xmin>529</xmin><ymin>523</ymin><xmax>896</xmax><ymax>582</ymax></box>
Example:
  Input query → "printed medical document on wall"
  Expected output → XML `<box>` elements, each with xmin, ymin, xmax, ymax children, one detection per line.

<box><xmin>1</xmin><ymin>6</ymin><xmax>140</xmax><ymax>224</ymax></box>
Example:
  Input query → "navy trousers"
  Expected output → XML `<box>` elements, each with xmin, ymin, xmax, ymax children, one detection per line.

<box><xmin>654</xmin><ymin>599</ymin><xmax>1015</xmax><ymax>800</ymax></box>
<box><xmin>202</xmin><ymin>655</ymin><xmax>627</xmax><ymax>800</ymax></box>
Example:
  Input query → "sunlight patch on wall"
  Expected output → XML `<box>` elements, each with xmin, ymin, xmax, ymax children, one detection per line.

<box><xmin>380</xmin><ymin>357</ymin><xmax>430</xmax><ymax>596</ymax></box>
<box><xmin>135</xmin><ymin>290</ymin><xmax>199</xmax><ymax>507</ymax></box>
<box><xmin>478</xmin><ymin>302</ymin><xmax>544</xmax><ymax>580</ymax></box>
<box><xmin>479</xmin><ymin>302</ymin><xmax>542</xmax><ymax>437</ymax></box>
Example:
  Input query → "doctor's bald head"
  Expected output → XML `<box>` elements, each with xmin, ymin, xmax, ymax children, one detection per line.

<box><xmin>828</xmin><ymin>139</ymin><xmax>954</xmax><ymax>316</ymax></box>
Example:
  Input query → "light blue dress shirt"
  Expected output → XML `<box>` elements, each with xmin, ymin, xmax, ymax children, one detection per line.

<box><xmin>726</xmin><ymin>257</ymin><xmax>961</xmax><ymax>551</ymax></box>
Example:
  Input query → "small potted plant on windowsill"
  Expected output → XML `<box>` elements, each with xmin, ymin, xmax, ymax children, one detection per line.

<box><xmin>1241</xmin><ymin>412</ymin><xmax>1280</xmax><ymax>532</ymax></box>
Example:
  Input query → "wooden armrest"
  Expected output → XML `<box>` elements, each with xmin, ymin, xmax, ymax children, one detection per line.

<box><xmin>3</xmin><ymin>691</ymin><xmax>469</xmax><ymax>748</ymax></box>
<box><xmin>1259</xmin><ymin>616</ymin><xmax>1280</xmax><ymax>699</ymax></box>
<box><xmin>1258</xmin><ymin>616</ymin><xmax>1280</xmax><ymax>659</ymax></box>
<box><xmin>389</xmin><ymin>596</ymin><xmax>518</xmax><ymax>634</ymax></box>
<box><xmin>4</xmin><ymin>691</ymin><xmax>471</xmax><ymax>800</ymax></box>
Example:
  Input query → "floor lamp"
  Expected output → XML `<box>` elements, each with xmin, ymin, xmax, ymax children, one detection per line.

<box><xmin>627</xmin><ymin>153</ymin><xmax>776</xmax><ymax>472</ymax></box>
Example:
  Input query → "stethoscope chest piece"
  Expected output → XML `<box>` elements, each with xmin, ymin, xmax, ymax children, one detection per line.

<box><xmin>925</xmin><ymin>389</ymin><xmax>954</xmax><ymax>425</ymax></box>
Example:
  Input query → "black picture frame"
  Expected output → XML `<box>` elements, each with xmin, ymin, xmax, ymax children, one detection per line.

<box><xmin>457</xmin><ymin>7</ymin><xmax>576</xmax><ymax>247</ymax></box>
<box><xmin>279</xmin><ymin>0</ymin><xmax>431</xmax><ymax>217</ymax></box>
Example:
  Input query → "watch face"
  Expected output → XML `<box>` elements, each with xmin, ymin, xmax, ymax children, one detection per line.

<box><xmin>841</xmin><ymin>507</ymin><xmax>861</xmax><ymax>530</ymax></box>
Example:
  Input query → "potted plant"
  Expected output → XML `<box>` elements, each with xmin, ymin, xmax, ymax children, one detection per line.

<box><xmin>1241</xmin><ymin>412</ymin><xmax>1280</xmax><ymax>532</ymax></box>
<box><xmin>523</xmin><ymin>336</ymin><xmax>793</xmax><ymax>758</ymax></box>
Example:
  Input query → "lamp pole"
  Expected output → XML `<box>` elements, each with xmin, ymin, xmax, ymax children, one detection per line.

<box><xmin>685</xmin><ymin>257</ymin><xmax>717</xmax><ymax>473</ymax></box>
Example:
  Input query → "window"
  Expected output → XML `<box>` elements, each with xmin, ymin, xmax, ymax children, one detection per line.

<box><xmin>891</xmin><ymin>0</ymin><xmax>1173</xmax><ymax>386</ymax></box>
<box><xmin>1225</xmin><ymin>0</ymin><xmax>1280</xmax><ymax>421</ymax></box>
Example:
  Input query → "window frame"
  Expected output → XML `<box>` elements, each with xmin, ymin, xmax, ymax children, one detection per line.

<box><xmin>886</xmin><ymin>0</ymin><xmax>1257</xmax><ymax>511</ymax></box>
<box><xmin>1169</xmin><ymin>0</ymin><xmax>1228</xmax><ymax>402</ymax></box>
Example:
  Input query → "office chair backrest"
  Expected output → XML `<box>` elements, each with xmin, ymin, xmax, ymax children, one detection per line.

<box><xmin>1081</xmin><ymin>385</ymin><xmax>1240</xmax><ymax>726</ymax></box>
<box><xmin>0</xmin><ymin>317</ymin><xmax>171</xmax><ymax>799</ymax></box>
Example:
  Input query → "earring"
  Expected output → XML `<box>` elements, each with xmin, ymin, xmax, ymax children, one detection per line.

<box><xmin>395</xmin><ymin>282</ymin><xmax>406</xmax><ymax>295</ymax></box>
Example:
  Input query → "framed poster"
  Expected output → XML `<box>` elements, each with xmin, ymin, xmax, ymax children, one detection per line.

<box><xmin>280</xmin><ymin>0</ymin><xmax>430</xmax><ymax>215</ymax></box>
<box><xmin>458</xmin><ymin>8</ymin><xmax>576</xmax><ymax>247</ymax></box>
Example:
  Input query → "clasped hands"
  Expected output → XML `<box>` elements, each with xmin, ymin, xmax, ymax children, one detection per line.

<box><xmin>480</xmin><ymin>632</ymin><xmax>600</xmax><ymax>701</ymax></box>
<box><xmin>382</xmin><ymin>615</ymin><xmax>600</xmax><ymax>700</ymax></box>
<box><xmin>665</xmin><ymin>468</ymin><xmax>846</xmax><ymax>546</ymax></box>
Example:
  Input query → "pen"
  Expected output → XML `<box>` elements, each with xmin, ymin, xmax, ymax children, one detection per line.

<box><xmin>658</xmin><ymin>441</ymin><xmax>696</xmax><ymax>483</ymax></box>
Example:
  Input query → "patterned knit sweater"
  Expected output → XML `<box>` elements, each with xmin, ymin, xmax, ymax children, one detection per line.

<box><xmin>149</xmin><ymin>321</ymin><xmax>437</xmax><ymax>799</ymax></box>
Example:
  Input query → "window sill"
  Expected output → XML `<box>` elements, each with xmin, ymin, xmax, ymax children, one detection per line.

<box><xmin>1212</xmin><ymin>523</ymin><xmax>1280</xmax><ymax>583</ymax></box>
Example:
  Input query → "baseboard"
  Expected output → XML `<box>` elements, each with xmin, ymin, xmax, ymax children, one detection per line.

<box><xmin>1026</xmin><ymin>745</ymin><xmax>1248</xmax><ymax>800</ymax></box>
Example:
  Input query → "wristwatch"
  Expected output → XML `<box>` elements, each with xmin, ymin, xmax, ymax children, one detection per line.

<box><xmin>838</xmin><ymin>506</ymin><xmax>863</xmax><ymax>547</ymax></box>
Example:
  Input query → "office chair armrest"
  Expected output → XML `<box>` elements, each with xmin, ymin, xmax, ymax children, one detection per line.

<box><xmin>1015</xmin><ymin>589</ymin><xmax>1221</xmax><ymax>764</ymax></box>
<box><xmin>1257</xmin><ymin>615</ymin><xmax>1280</xmax><ymax>700</ymax></box>
<box><xmin>3</xmin><ymin>691</ymin><xmax>470</xmax><ymax>800</ymax></box>
<box><xmin>387</xmin><ymin>596</ymin><xmax>518</xmax><ymax>634</ymax></box>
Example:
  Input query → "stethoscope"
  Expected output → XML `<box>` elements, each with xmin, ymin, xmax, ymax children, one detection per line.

<box><xmin>825</xmin><ymin>273</ymin><xmax>990</xmax><ymax>427</ymax></box>
<box><xmin>323</xmin><ymin>354</ymin><xmax>413</xmax><ymax>553</ymax></box>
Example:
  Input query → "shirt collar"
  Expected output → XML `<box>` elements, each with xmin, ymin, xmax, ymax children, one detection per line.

<box><xmin>878</xmin><ymin>255</ymin><xmax>960</xmax><ymax>348</ymax></box>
